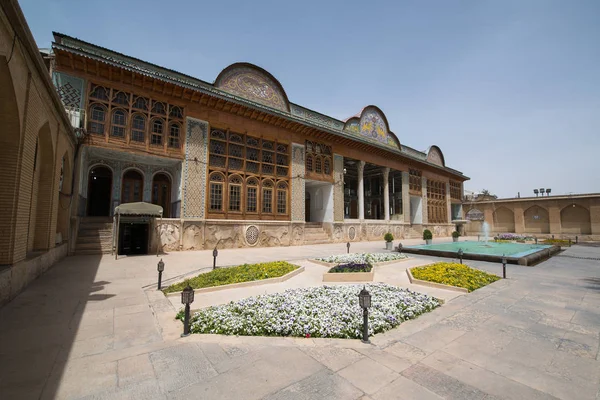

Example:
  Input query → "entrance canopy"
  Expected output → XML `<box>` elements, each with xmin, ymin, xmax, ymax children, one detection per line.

<box><xmin>115</xmin><ymin>202</ymin><xmax>163</xmax><ymax>217</ymax></box>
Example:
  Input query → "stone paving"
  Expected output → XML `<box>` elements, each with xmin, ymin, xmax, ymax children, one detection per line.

<box><xmin>0</xmin><ymin>238</ymin><xmax>599</xmax><ymax>399</ymax></box>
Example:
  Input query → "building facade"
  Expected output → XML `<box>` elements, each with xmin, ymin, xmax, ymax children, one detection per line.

<box><xmin>464</xmin><ymin>193</ymin><xmax>600</xmax><ymax>241</ymax></box>
<box><xmin>0</xmin><ymin>2</ymin><xmax>78</xmax><ymax>306</ymax></box>
<box><xmin>50</xmin><ymin>33</ymin><xmax>468</xmax><ymax>254</ymax></box>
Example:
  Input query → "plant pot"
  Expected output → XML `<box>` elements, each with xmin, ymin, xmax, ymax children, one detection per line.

<box><xmin>452</xmin><ymin>237</ymin><xmax>458</xmax><ymax>242</ymax></box>
<box><xmin>386</xmin><ymin>241</ymin><xmax>393</xmax><ymax>250</ymax></box>
<box><xmin>425</xmin><ymin>239</ymin><xmax>432</xmax><ymax>245</ymax></box>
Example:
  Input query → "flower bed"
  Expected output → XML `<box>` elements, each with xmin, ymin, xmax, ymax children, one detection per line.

<box><xmin>542</xmin><ymin>239</ymin><xmax>571</xmax><ymax>246</ymax></box>
<box><xmin>329</xmin><ymin>263</ymin><xmax>372</xmax><ymax>273</ymax></box>
<box><xmin>162</xmin><ymin>261</ymin><xmax>299</xmax><ymax>293</ymax></box>
<box><xmin>495</xmin><ymin>233</ymin><xmax>533</xmax><ymax>241</ymax></box>
<box><xmin>181</xmin><ymin>284</ymin><xmax>440</xmax><ymax>339</ymax></box>
<box><xmin>410</xmin><ymin>262</ymin><xmax>500</xmax><ymax>292</ymax></box>
<box><xmin>316</xmin><ymin>252</ymin><xmax>408</xmax><ymax>266</ymax></box>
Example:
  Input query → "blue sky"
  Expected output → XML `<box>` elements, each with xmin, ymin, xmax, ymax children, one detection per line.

<box><xmin>21</xmin><ymin>0</ymin><xmax>600</xmax><ymax>198</ymax></box>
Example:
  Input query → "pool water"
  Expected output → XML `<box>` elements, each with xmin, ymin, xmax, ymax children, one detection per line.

<box><xmin>407</xmin><ymin>241</ymin><xmax>552</xmax><ymax>258</ymax></box>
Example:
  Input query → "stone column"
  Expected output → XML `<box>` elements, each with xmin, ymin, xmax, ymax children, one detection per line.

<box><xmin>402</xmin><ymin>171</ymin><xmax>410</xmax><ymax>223</ymax></box>
<box><xmin>358</xmin><ymin>161</ymin><xmax>365</xmax><ymax>220</ymax></box>
<box><xmin>421</xmin><ymin>176</ymin><xmax>428</xmax><ymax>224</ymax></box>
<box><xmin>333</xmin><ymin>154</ymin><xmax>344</xmax><ymax>222</ymax></box>
<box><xmin>291</xmin><ymin>143</ymin><xmax>306</xmax><ymax>222</ymax></box>
<box><xmin>591</xmin><ymin>199</ymin><xmax>600</xmax><ymax>236</ymax></box>
<box><xmin>548</xmin><ymin>202</ymin><xmax>561</xmax><ymax>235</ymax></box>
<box><xmin>514</xmin><ymin>205</ymin><xmax>525</xmax><ymax>234</ymax></box>
<box><xmin>383</xmin><ymin>168</ymin><xmax>390</xmax><ymax>221</ymax></box>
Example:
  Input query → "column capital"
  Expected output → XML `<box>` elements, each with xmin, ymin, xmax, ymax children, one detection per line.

<box><xmin>358</xmin><ymin>160</ymin><xmax>366</xmax><ymax>173</ymax></box>
<box><xmin>382</xmin><ymin>167</ymin><xmax>390</xmax><ymax>179</ymax></box>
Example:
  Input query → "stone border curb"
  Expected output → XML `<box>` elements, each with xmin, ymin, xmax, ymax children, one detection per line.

<box><xmin>322</xmin><ymin>270</ymin><xmax>374</xmax><ymax>282</ymax></box>
<box><xmin>309</xmin><ymin>255</ymin><xmax>410</xmax><ymax>268</ymax></box>
<box><xmin>406</xmin><ymin>266</ymin><xmax>469</xmax><ymax>294</ymax></box>
<box><xmin>165</xmin><ymin>266</ymin><xmax>305</xmax><ymax>298</ymax></box>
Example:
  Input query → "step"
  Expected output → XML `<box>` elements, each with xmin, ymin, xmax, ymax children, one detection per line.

<box><xmin>77</xmin><ymin>230</ymin><xmax>113</xmax><ymax>238</ymax></box>
<box><xmin>304</xmin><ymin>238</ymin><xmax>332</xmax><ymax>245</ymax></box>
<box><xmin>76</xmin><ymin>242</ymin><xmax>113</xmax><ymax>250</ymax></box>
<box><xmin>75</xmin><ymin>249</ymin><xmax>112</xmax><ymax>255</ymax></box>
<box><xmin>79</xmin><ymin>223</ymin><xmax>113</xmax><ymax>230</ymax></box>
<box><xmin>79</xmin><ymin>217</ymin><xmax>113</xmax><ymax>223</ymax></box>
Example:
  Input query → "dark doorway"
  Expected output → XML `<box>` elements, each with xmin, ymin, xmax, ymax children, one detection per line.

<box><xmin>305</xmin><ymin>192</ymin><xmax>311</xmax><ymax>222</ymax></box>
<box><xmin>121</xmin><ymin>170</ymin><xmax>144</xmax><ymax>203</ymax></box>
<box><xmin>152</xmin><ymin>173</ymin><xmax>171</xmax><ymax>217</ymax></box>
<box><xmin>87</xmin><ymin>166</ymin><xmax>112</xmax><ymax>216</ymax></box>
<box><xmin>118</xmin><ymin>222</ymin><xmax>149</xmax><ymax>255</ymax></box>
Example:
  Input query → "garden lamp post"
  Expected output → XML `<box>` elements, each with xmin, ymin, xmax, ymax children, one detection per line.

<box><xmin>502</xmin><ymin>254</ymin><xmax>507</xmax><ymax>279</ymax></box>
<box><xmin>569</xmin><ymin>239</ymin><xmax>572</xmax><ymax>247</ymax></box>
<box><xmin>576</xmin><ymin>235</ymin><xmax>578</xmax><ymax>244</ymax></box>
<box><xmin>181</xmin><ymin>283</ymin><xmax>194</xmax><ymax>337</ymax></box>
<box><xmin>212</xmin><ymin>248</ymin><xmax>218</xmax><ymax>270</ymax></box>
<box><xmin>458</xmin><ymin>248</ymin><xmax>464</xmax><ymax>264</ymax></box>
<box><xmin>358</xmin><ymin>286</ymin><xmax>371</xmax><ymax>343</ymax></box>
<box><xmin>398</xmin><ymin>243</ymin><xmax>403</xmax><ymax>253</ymax></box>
<box><xmin>347</xmin><ymin>242</ymin><xmax>351</xmax><ymax>254</ymax></box>
<box><xmin>535</xmin><ymin>237</ymin><xmax>538</xmax><ymax>244</ymax></box>
<box><xmin>157</xmin><ymin>259</ymin><xmax>165</xmax><ymax>290</ymax></box>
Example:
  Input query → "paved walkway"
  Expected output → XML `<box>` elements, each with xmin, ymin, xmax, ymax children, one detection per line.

<box><xmin>0</xmin><ymin>239</ymin><xmax>599</xmax><ymax>399</ymax></box>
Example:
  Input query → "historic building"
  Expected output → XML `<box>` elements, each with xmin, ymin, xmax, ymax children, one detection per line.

<box><xmin>464</xmin><ymin>193</ymin><xmax>600</xmax><ymax>241</ymax></box>
<box><xmin>49</xmin><ymin>32</ymin><xmax>469</xmax><ymax>254</ymax></box>
<box><xmin>0</xmin><ymin>2</ymin><xmax>78</xmax><ymax>306</ymax></box>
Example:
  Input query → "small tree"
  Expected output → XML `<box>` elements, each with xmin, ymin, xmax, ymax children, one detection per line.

<box><xmin>423</xmin><ymin>229</ymin><xmax>433</xmax><ymax>240</ymax></box>
<box><xmin>384</xmin><ymin>232</ymin><xmax>394</xmax><ymax>242</ymax></box>
<box><xmin>452</xmin><ymin>231</ymin><xmax>460</xmax><ymax>238</ymax></box>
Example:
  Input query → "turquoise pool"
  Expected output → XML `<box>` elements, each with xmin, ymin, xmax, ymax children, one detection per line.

<box><xmin>407</xmin><ymin>241</ymin><xmax>552</xmax><ymax>258</ymax></box>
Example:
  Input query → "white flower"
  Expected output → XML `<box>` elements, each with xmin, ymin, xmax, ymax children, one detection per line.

<box><xmin>316</xmin><ymin>252</ymin><xmax>407</xmax><ymax>266</ymax></box>
<box><xmin>185</xmin><ymin>283</ymin><xmax>440</xmax><ymax>339</ymax></box>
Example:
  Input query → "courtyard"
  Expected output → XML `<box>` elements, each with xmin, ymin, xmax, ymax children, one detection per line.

<box><xmin>1</xmin><ymin>238</ymin><xmax>599</xmax><ymax>399</ymax></box>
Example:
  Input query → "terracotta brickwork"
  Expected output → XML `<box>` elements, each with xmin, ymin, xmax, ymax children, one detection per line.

<box><xmin>0</xmin><ymin>1</ymin><xmax>77</xmax><ymax>306</ymax></box>
<box><xmin>464</xmin><ymin>194</ymin><xmax>600</xmax><ymax>240</ymax></box>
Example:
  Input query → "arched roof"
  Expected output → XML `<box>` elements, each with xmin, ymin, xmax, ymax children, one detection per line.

<box><xmin>426</xmin><ymin>145</ymin><xmax>445</xmax><ymax>167</ymax></box>
<box><xmin>214</xmin><ymin>63</ymin><xmax>290</xmax><ymax>112</ymax></box>
<box><xmin>343</xmin><ymin>105</ymin><xmax>400</xmax><ymax>150</ymax></box>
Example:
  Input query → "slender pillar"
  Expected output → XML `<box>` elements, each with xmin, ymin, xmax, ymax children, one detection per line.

<box><xmin>421</xmin><ymin>176</ymin><xmax>428</xmax><ymax>224</ymax></box>
<box><xmin>446</xmin><ymin>182</ymin><xmax>452</xmax><ymax>223</ymax></box>
<box><xmin>402</xmin><ymin>171</ymin><xmax>410</xmax><ymax>223</ymax></box>
<box><xmin>358</xmin><ymin>161</ymin><xmax>365</xmax><ymax>220</ymax></box>
<box><xmin>383</xmin><ymin>168</ymin><xmax>390</xmax><ymax>221</ymax></box>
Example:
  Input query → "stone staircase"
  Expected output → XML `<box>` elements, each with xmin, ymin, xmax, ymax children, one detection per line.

<box><xmin>303</xmin><ymin>223</ymin><xmax>330</xmax><ymax>244</ymax></box>
<box><xmin>409</xmin><ymin>225</ymin><xmax>423</xmax><ymax>239</ymax></box>
<box><xmin>76</xmin><ymin>217</ymin><xmax>114</xmax><ymax>255</ymax></box>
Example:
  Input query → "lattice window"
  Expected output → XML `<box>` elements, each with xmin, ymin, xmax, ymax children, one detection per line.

<box><xmin>113</xmin><ymin>91</ymin><xmax>130</xmax><ymax>106</ymax></box>
<box><xmin>169</xmin><ymin>105</ymin><xmax>183</xmax><ymax>119</ymax></box>
<box><xmin>168</xmin><ymin>123</ymin><xmax>180</xmax><ymax>148</ymax></box>
<box><xmin>246</xmin><ymin>178</ymin><xmax>258</xmax><ymax>213</ymax></box>
<box><xmin>409</xmin><ymin>169</ymin><xmax>422</xmax><ymax>195</ymax></box>
<box><xmin>209</xmin><ymin>173</ymin><xmax>224</xmax><ymax>211</ymax></box>
<box><xmin>111</xmin><ymin>109</ymin><xmax>127</xmax><ymax>138</ymax></box>
<box><xmin>88</xmin><ymin>104</ymin><xmax>106</xmax><ymax>135</ymax></box>
<box><xmin>131</xmin><ymin>114</ymin><xmax>146</xmax><ymax>142</ymax></box>
<box><xmin>151</xmin><ymin>118</ymin><xmax>164</xmax><ymax>145</ymax></box>
<box><xmin>427</xmin><ymin>179</ymin><xmax>447</xmax><ymax>224</ymax></box>
<box><xmin>277</xmin><ymin>182</ymin><xmax>287</xmax><ymax>214</ymax></box>
<box><xmin>90</xmin><ymin>84</ymin><xmax>109</xmax><ymax>101</ymax></box>
<box><xmin>151</xmin><ymin>101</ymin><xmax>166</xmax><ymax>115</ymax></box>
<box><xmin>206</xmin><ymin>129</ymin><xmax>290</xmax><ymax>218</ymax></box>
<box><xmin>450</xmin><ymin>181</ymin><xmax>462</xmax><ymax>201</ymax></box>
<box><xmin>132</xmin><ymin>96</ymin><xmax>148</xmax><ymax>110</ymax></box>
<box><xmin>305</xmin><ymin>140</ymin><xmax>332</xmax><ymax>180</ymax></box>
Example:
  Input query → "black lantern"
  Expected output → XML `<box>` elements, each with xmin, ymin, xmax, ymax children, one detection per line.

<box><xmin>398</xmin><ymin>243</ymin><xmax>403</xmax><ymax>253</ymax></box>
<box><xmin>458</xmin><ymin>248</ymin><xmax>464</xmax><ymax>264</ymax></box>
<box><xmin>212</xmin><ymin>248</ymin><xmax>219</xmax><ymax>270</ymax></box>
<box><xmin>181</xmin><ymin>283</ymin><xmax>194</xmax><ymax>337</ymax></box>
<box><xmin>534</xmin><ymin>237</ymin><xmax>538</xmax><ymax>244</ymax></box>
<box><xmin>346</xmin><ymin>242</ymin><xmax>351</xmax><ymax>254</ymax></box>
<box><xmin>157</xmin><ymin>259</ymin><xmax>165</xmax><ymax>290</ymax></box>
<box><xmin>502</xmin><ymin>254</ymin><xmax>507</xmax><ymax>279</ymax></box>
<box><xmin>358</xmin><ymin>286</ymin><xmax>371</xmax><ymax>343</ymax></box>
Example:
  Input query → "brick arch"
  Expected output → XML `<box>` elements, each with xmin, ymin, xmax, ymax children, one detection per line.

<box><xmin>32</xmin><ymin>122</ymin><xmax>56</xmax><ymax>250</ymax></box>
<box><xmin>0</xmin><ymin>56</ymin><xmax>21</xmax><ymax>263</ymax></box>
<box><xmin>560</xmin><ymin>204</ymin><xmax>591</xmax><ymax>234</ymax></box>
<box><xmin>493</xmin><ymin>206</ymin><xmax>515</xmax><ymax>233</ymax></box>
<box><xmin>523</xmin><ymin>205</ymin><xmax>550</xmax><ymax>234</ymax></box>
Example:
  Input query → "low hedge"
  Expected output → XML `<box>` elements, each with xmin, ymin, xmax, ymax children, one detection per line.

<box><xmin>163</xmin><ymin>261</ymin><xmax>299</xmax><ymax>293</ymax></box>
<box><xmin>411</xmin><ymin>262</ymin><xmax>500</xmax><ymax>292</ymax></box>
<box><xmin>328</xmin><ymin>263</ymin><xmax>372</xmax><ymax>273</ymax></box>
<box><xmin>542</xmin><ymin>239</ymin><xmax>571</xmax><ymax>246</ymax></box>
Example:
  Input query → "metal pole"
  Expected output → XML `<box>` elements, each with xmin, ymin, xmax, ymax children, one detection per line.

<box><xmin>114</xmin><ymin>213</ymin><xmax>120</xmax><ymax>260</ymax></box>
<box><xmin>182</xmin><ymin>303</ymin><xmax>191</xmax><ymax>337</ymax></box>
<box><xmin>576</xmin><ymin>235</ymin><xmax>578</xmax><ymax>244</ymax></box>
<box><xmin>569</xmin><ymin>239</ymin><xmax>571</xmax><ymax>247</ymax></box>
<box><xmin>158</xmin><ymin>271</ymin><xmax>162</xmax><ymax>290</ymax></box>
<box><xmin>503</xmin><ymin>262</ymin><xmax>506</xmax><ymax>279</ymax></box>
<box><xmin>362</xmin><ymin>308</ymin><xmax>369</xmax><ymax>343</ymax></box>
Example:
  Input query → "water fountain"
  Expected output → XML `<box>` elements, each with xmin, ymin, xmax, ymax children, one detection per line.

<box><xmin>481</xmin><ymin>221</ymin><xmax>490</xmax><ymax>243</ymax></box>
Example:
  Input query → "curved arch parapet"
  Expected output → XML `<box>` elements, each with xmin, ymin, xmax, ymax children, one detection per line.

<box><xmin>426</xmin><ymin>145</ymin><xmax>445</xmax><ymax>167</ymax></box>
<box><xmin>343</xmin><ymin>106</ymin><xmax>400</xmax><ymax>150</ymax></box>
<box><xmin>214</xmin><ymin>63</ymin><xmax>290</xmax><ymax>112</ymax></box>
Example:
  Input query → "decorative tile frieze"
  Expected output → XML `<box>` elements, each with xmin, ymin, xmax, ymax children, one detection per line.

<box><xmin>291</xmin><ymin>143</ymin><xmax>305</xmax><ymax>222</ymax></box>
<box><xmin>183</xmin><ymin>117</ymin><xmax>208</xmax><ymax>218</ymax></box>
<box><xmin>333</xmin><ymin>154</ymin><xmax>344</xmax><ymax>222</ymax></box>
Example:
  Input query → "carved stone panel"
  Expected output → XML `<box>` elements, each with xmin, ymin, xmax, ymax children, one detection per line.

<box><xmin>182</xmin><ymin>223</ymin><xmax>204</xmax><ymax>250</ymax></box>
<box><xmin>183</xmin><ymin>118</ymin><xmax>208</xmax><ymax>218</ymax></box>
<box><xmin>291</xmin><ymin>143</ymin><xmax>305</xmax><ymax>222</ymax></box>
<box><xmin>333</xmin><ymin>154</ymin><xmax>344</xmax><ymax>222</ymax></box>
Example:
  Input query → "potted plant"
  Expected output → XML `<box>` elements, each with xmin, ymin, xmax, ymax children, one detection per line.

<box><xmin>423</xmin><ymin>229</ymin><xmax>433</xmax><ymax>245</ymax></box>
<box><xmin>384</xmin><ymin>232</ymin><xmax>394</xmax><ymax>250</ymax></box>
<box><xmin>452</xmin><ymin>231</ymin><xmax>460</xmax><ymax>242</ymax></box>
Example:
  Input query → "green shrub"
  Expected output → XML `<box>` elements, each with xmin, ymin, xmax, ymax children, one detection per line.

<box><xmin>423</xmin><ymin>229</ymin><xmax>433</xmax><ymax>240</ymax></box>
<box><xmin>452</xmin><ymin>231</ymin><xmax>460</xmax><ymax>238</ymax></box>
<box><xmin>328</xmin><ymin>263</ymin><xmax>372</xmax><ymax>273</ymax></box>
<box><xmin>411</xmin><ymin>262</ymin><xmax>500</xmax><ymax>292</ymax></box>
<box><xmin>163</xmin><ymin>261</ymin><xmax>299</xmax><ymax>293</ymax></box>
<box><xmin>542</xmin><ymin>239</ymin><xmax>571</xmax><ymax>246</ymax></box>
<box><xmin>384</xmin><ymin>232</ymin><xmax>394</xmax><ymax>242</ymax></box>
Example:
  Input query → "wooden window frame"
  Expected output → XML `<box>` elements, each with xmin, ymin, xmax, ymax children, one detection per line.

<box><xmin>305</xmin><ymin>140</ymin><xmax>333</xmax><ymax>182</ymax></box>
<box><xmin>110</xmin><ymin>108</ymin><xmax>127</xmax><ymax>138</ymax></box>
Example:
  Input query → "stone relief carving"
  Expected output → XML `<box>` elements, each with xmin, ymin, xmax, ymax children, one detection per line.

<box><xmin>333</xmin><ymin>225</ymin><xmax>343</xmax><ymax>241</ymax></box>
<box><xmin>361</xmin><ymin>225</ymin><xmax>367</xmax><ymax>239</ymax></box>
<box><xmin>259</xmin><ymin>226</ymin><xmax>289</xmax><ymax>247</ymax></box>
<box><xmin>159</xmin><ymin>223</ymin><xmax>180</xmax><ymax>251</ymax></box>
<box><xmin>348</xmin><ymin>226</ymin><xmax>356</xmax><ymax>240</ymax></box>
<box><xmin>372</xmin><ymin>225</ymin><xmax>386</xmax><ymax>238</ymax></box>
<box><xmin>292</xmin><ymin>226</ymin><xmax>304</xmax><ymax>244</ymax></box>
<box><xmin>182</xmin><ymin>224</ymin><xmax>203</xmax><ymax>250</ymax></box>
<box><xmin>206</xmin><ymin>225</ymin><xmax>240</xmax><ymax>248</ymax></box>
